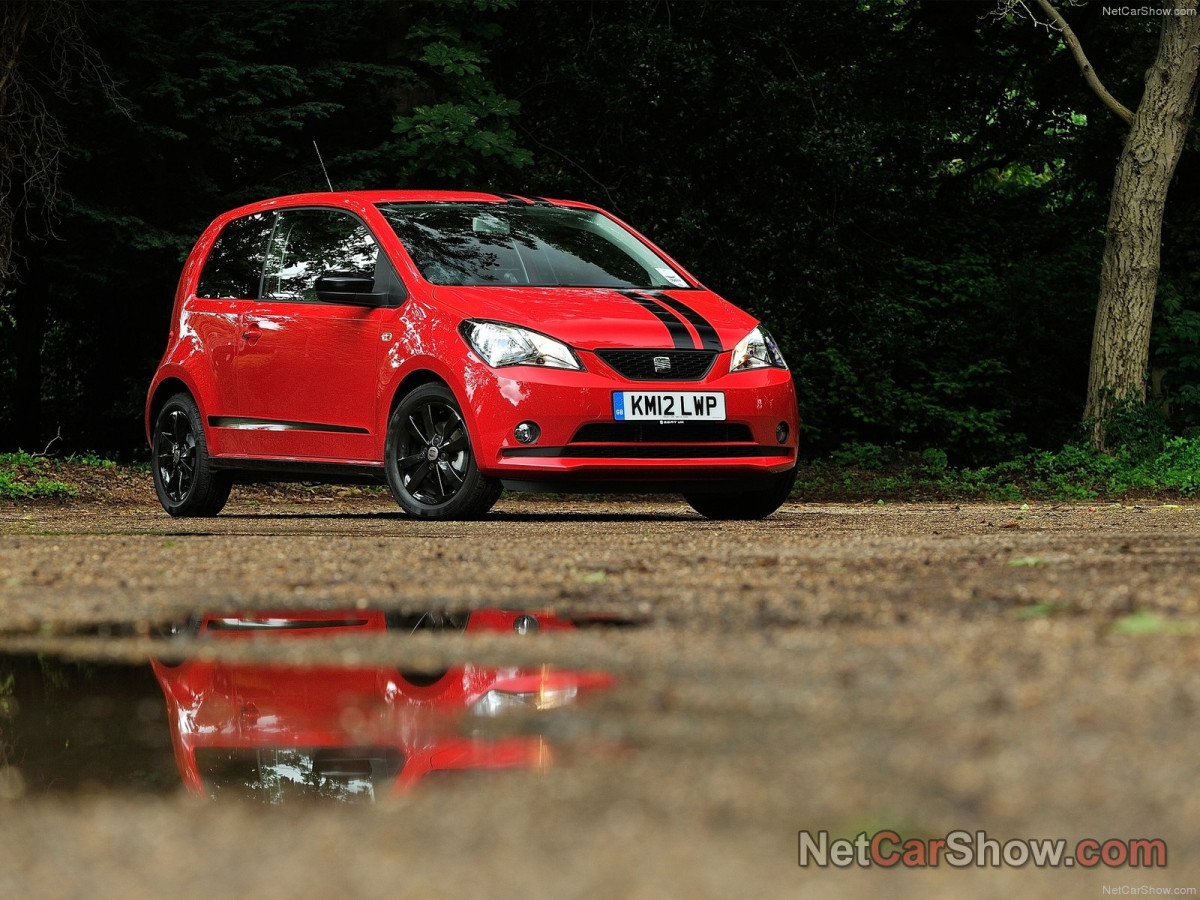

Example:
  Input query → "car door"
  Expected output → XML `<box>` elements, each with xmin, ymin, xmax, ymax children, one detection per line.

<box><xmin>233</xmin><ymin>208</ymin><xmax>391</xmax><ymax>462</ymax></box>
<box><xmin>189</xmin><ymin>211</ymin><xmax>275</xmax><ymax>458</ymax></box>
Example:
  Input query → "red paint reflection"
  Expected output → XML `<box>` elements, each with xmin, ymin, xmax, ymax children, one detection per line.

<box><xmin>152</xmin><ymin>609</ymin><xmax>616</xmax><ymax>802</ymax></box>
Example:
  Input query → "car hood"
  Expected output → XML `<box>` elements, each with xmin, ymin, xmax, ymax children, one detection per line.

<box><xmin>429</xmin><ymin>285</ymin><xmax>758</xmax><ymax>352</ymax></box>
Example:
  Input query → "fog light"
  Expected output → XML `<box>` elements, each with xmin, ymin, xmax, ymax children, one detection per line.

<box><xmin>513</xmin><ymin>615</ymin><xmax>539</xmax><ymax>635</ymax></box>
<box><xmin>776</xmin><ymin>422</ymin><xmax>790</xmax><ymax>444</ymax></box>
<box><xmin>514</xmin><ymin>421</ymin><xmax>540</xmax><ymax>444</ymax></box>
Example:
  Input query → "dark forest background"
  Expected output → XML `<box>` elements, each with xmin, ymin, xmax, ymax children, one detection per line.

<box><xmin>1</xmin><ymin>0</ymin><xmax>1197</xmax><ymax>464</ymax></box>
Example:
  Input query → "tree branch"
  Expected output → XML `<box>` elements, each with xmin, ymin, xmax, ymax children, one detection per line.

<box><xmin>1034</xmin><ymin>0</ymin><xmax>1134</xmax><ymax>125</ymax></box>
<box><xmin>514</xmin><ymin>120</ymin><xmax>622</xmax><ymax>214</ymax></box>
<box><xmin>0</xmin><ymin>5</ymin><xmax>31</xmax><ymax>115</ymax></box>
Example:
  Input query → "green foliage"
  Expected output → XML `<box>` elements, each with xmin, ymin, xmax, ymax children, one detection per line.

<box><xmin>1091</xmin><ymin>395</ymin><xmax>1174</xmax><ymax>455</ymax></box>
<box><xmin>0</xmin><ymin>453</ymin><xmax>75</xmax><ymax>501</ymax></box>
<box><xmin>1109</xmin><ymin>610</ymin><xmax>1196</xmax><ymax>636</ymax></box>
<box><xmin>1152</xmin><ymin>281</ymin><xmax>1200</xmax><ymax>430</ymax></box>
<box><xmin>795</xmin><ymin>434</ymin><xmax>1200</xmax><ymax>501</ymax></box>
<box><xmin>828</xmin><ymin>442</ymin><xmax>890</xmax><ymax>470</ymax></box>
<box><xmin>391</xmin><ymin>10</ymin><xmax>533</xmax><ymax>179</ymax></box>
<box><xmin>66</xmin><ymin>452</ymin><xmax>115</xmax><ymax>469</ymax></box>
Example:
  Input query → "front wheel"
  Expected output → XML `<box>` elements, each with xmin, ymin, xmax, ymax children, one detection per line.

<box><xmin>683</xmin><ymin>466</ymin><xmax>797</xmax><ymax>521</ymax></box>
<box><xmin>152</xmin><ymin>393</ymin><xmax>231</xmax><ymax>517</ymax></box>
<box><xmin>384</xmin><ymin>383</ymin><xmax>501</xmax><ymax>520</ymax></box>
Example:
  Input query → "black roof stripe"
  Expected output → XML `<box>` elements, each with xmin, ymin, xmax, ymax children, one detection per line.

<box><xmin>492</xmin><ymin>192</ymin><xmax>528</xmax><ymax>205</ymax></box>
<box><xmin>619</xmin><ymin>290</ymin><xmax>695</xmax><ymax>349</ymax></box>
<box><xmin>649</xmin><ymin>293</ymin><xmax>723</xmax><ymax>351</ymax></box>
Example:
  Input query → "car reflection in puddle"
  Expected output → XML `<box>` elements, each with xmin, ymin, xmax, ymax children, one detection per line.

<box><xmin>153</xmin><ymin>608</ymin><xmax>618</xmax><ymax>803</ymax></box>
<box><xmin>0</xmin><ymin>608</ymin><xmax>622</xmax><ymax>803</ymax></box>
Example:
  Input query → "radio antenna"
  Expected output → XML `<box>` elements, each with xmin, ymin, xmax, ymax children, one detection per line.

<box><xmin>313</xmin><ymin>140</ymin><xmax>335</xmax><ymax>191</ymax></box>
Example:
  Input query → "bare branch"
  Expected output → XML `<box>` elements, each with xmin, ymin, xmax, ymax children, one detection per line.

<box><xmin>514</xmin><ymin>120</ymin><xmax>623</xmax><ymax>214</ymax></box>
<box><xmin>0</xmin><ymin>5</ymin><xmax>31</xmax><ymax>110</ymax></box>
<box><xmin>1033</xmin><ymin>0</ymin><xmax>1135</xmax><ymax>125</ymax></box>
<box><xmin>0</xmin><ymin>0</ymin><xmax>126</xmax><ymax>285</ymax></box>
<box><xmin>37</xmin><ymin>427</ymin><xmax>62</xmax><ymax>457</ymax></box>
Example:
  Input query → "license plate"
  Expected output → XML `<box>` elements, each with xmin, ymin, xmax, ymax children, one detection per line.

<box><xmin>612</xmin><ymin>391</ymin><xmax>726</xmax><ymax>421</ymax></box>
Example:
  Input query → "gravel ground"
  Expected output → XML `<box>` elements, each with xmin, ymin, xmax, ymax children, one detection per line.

<box><xmin>2</xmin><ymin>487</ymin><xmax>1199</xmax><ymax>899</ymax></box>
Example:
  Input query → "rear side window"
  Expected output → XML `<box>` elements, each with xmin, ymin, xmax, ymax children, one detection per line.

<box><xmin>262</xmin><ymin>209</ymin><xmax>380</xmax><ymax>302</ymax></box>
<box><xmin>195</xmin><ymin>212</ymin><xmax>274</xmax><ymax>300</ymax></box>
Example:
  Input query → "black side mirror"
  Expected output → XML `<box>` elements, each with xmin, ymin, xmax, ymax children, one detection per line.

<box><xmin>315</xmin><ymin>272</ymin><xmax>387</xmax><ymax>306</ymax></box>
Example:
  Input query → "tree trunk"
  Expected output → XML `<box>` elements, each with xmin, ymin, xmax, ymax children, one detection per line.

<box><xmin>1084</xmin><ymin>7</ymin><xmax>1200</xmax><ymax>448</ymax></box>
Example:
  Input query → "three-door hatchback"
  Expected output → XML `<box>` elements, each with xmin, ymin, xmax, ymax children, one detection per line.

<box><xmin>146</xmin><ymin>191</ymin><xmax>799</xmax><ymax>520</ymax></box>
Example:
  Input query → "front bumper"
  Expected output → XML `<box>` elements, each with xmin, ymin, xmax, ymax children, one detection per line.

<box><xmin>459</xmin><ymin>349</ymin><xmax>799</xmax><ymax>485</ymax></box>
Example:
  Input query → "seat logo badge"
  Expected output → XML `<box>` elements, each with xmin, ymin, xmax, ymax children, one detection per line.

<box><xmin>653</xmin><ymin>356</ymin><xmax>671</xmax><ymax>373</ymax></box>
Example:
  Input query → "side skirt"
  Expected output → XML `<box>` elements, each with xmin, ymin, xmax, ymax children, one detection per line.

<box><xmin>210</xmin><ymin>457</ymin><xmax>387</xmax><ymax>485</ymax></box>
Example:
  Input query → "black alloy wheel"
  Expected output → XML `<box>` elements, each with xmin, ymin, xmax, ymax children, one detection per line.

<box><xmin>152</xmin><ymin>393</ymin><xmax>231</xmax><ymax>517</ymax></box>
<box><xmin>384</xmin><ymin>383</ymin><xmax>501</xmax><ymax>519</ymax></box>
<box><xmin>398</xmin><ymin>399</ymin><xmax>469</xmax><ymax>504</ymax></box>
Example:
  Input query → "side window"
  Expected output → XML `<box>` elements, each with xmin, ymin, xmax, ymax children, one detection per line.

<box><xmin>262</xmin><ymin>209</ymin><xmax>381</xmax><ymax>302</ymax></box>
<box><xmin>195</xmin><ymin>212</ymin><xmax>274</xmax><ymax>299</ymax></box>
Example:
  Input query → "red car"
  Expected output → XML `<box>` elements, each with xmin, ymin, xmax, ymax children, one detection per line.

<box><xmin>150</xmin><ymin>609</ymin><xmax>618</xmax><ymax>801</ymax></box>
<box><xmin>146</xmin><ymin>191</ymin><xmax>799</xmax><ymax>520</ymax></box>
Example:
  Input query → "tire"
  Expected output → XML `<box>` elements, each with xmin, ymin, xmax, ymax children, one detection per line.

<box><xmin>152</xmin><ymin>393</ymin><xmax>232</xmax><ymax>517</ymax></box>
<box><xmin>384</xmin><ymin>383</ymin><xmax>502</xmax><ymax>520</ymax></box>
<box><xmin>683</xmin><ymin>466</ymin><xmax>797</xmax><ymax>521</ymax></box>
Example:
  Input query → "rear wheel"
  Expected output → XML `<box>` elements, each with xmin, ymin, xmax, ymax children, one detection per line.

<box><xmin>683</xmin><ymin>466</ymin><xmax>797</xmax><ymax>520</ymax></box>
<box><xmin>384</xmin><ymin>383</ymin><xmax>501</xmax><ymax>520</ymax></box>
<box><xmin>152</xmin><ymin>393</ymin><xmax>231</xmax><ymax>517</ymax></box>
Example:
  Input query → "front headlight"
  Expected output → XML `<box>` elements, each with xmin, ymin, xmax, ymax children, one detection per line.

<box><xmin>730</xmin><ymin>325</ymin><xmax>787</xmax><ymax>372</ymax></box>
<box><xmin>460</xmin><ymin>320</ymin><xmax>582</xmax><ymax>370</ymax></box>
<box><xmin>470</xmin><ymin>686</ymin><xmax>579</xmax><ymax>716</ymax></box>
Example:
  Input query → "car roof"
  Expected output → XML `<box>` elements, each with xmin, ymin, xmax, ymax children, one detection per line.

<box><xmin>218</xmin><ymin>191</ymin><xmax>593</xmax><ymax>222</ymax></box>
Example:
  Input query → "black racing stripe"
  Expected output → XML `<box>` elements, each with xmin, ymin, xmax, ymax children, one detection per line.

<box><xmin>650</xmin><ymin>293</ymin><xmax>723</xmax><ymax>351</ymax></box>
<box><xmin>529</xmin><ymin>196</ymin><xmax>555</xmax><ymax>207</ymax></box>
<box><xmin>618</xmin><ymin>290</ymin><xmax>695</xmax><ymax>349</ymax></box>
<box><xmin>492</xmin><ymin>192</ymin><xmax>528</xmax><ymax>205</ymax></box>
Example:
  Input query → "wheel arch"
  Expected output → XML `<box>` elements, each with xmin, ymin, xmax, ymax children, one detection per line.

<box><xmin>146</xmin><ymin>377</ymin><xmax>194</xmax><ymax>445</ymax></box>
<box><xmin>387</xmin><ymin>368</ymin><xmax>450</xmax><ymax>418</ymax></box>
<box><xmin>380</xmin><ymin>366</ymin><xmax>490</xmax><ymax>465</ymax></box>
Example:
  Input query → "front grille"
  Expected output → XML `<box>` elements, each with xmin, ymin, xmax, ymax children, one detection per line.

<box><xmin>571</xmin><ymin>422</ymin><xmax>754</xmax><ymax>444</ymax></box>
<box><xmin>594</xmin><ymin>349</ymin><xmax>718</xmax><ymax>381</ymax></box>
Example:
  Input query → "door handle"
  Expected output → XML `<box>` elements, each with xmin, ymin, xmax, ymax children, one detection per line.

<box><xmin>241</xmin><ymin>321</ymin><xmax>261</xmax><ymax>345</ymax></box>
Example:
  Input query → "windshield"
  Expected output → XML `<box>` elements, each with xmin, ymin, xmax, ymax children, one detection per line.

<box><xmin>377</xmin><ymin>202</ymin><xmax>692</xmax><ymax>289</ymax></box>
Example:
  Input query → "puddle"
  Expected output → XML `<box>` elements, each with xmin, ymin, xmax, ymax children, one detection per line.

<box><xmin>0</xmin><ymin>607</ymin><xmax>630</xmax><ymax>803</ymax></box>
<box><xmin>34</xmin><ymin>607</ymin><xmax>644</xmax><ymax>641</ymax></box>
